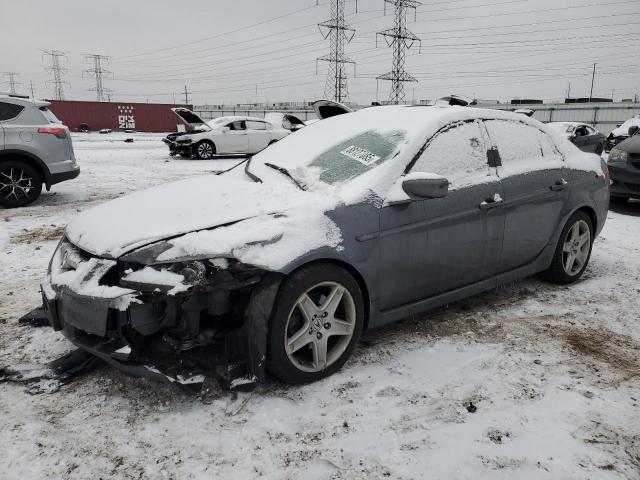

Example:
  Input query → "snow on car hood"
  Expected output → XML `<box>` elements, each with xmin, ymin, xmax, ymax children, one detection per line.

<box><xmin>65</xmin><ymin>171</ymin><xmax>342</xmax><ymax>264</ymax></box>
<box><xmin>611</xmin><ymin>116</ymin><xmax>640</xmax><ymax>137</ymax></box>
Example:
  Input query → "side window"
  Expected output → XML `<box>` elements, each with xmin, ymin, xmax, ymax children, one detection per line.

<box><xmin>411</xmin><ymin>120</ymin><xmax>490</xmax><ymax>188</ymax></box>
<box><xmin>0</xmin><ymin>102</ymin><xmax>24</xmax><ymax>121</ymax></box>
<box><xmin>247</xmin><ymin>121</ymin><xmax>266</xmax><ymax>130</ymax></box>
<box><xmin>484</xmin><ymin>120</ymin><xmax>562</xmax><ymax>175</ymax></box>
<box><xmin>227</xmin><ymin>121</ymin><xmax>246</xmax><ymax>131</ymax></box>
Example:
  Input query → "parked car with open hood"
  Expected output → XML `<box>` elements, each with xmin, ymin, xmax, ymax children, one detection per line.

<box><xmin>607</xmin><ymin>125</ymin><xmax>640</xmax><ymax>203</ymax></box>
<box><xmin>0</xmin><ymin>94</ymin><xmax>79</xmax><ymax>207</ymax></box>
<box><xmin>605</xmin><ymin>115</ymin><xmax>640</xmax><ymax>152</ymax></box>
<box><xmin>163</xmin><ymin>109</ymin><xmax>290</xmax><ymax>159</ymax></box>
<box><xmin>38</xmin><ymin>105</ymin><xmax>608</xmax><ymax>389</ymax></box>
<box><xmin>547</xmin><ymin>122</ymin><xmax>605</xmax><ymax>155</ymax></box>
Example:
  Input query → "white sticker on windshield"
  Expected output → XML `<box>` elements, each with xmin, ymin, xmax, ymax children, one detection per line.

<box><xmin>340</xmin><ymin>145</ymin><xmax>380</xmax><ymax>166</ymax></box>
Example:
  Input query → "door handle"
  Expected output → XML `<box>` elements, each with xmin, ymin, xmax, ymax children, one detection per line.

<box><xmin>479</xmin><ymin>193</ymin><xmax>504</xmax><ymax>210</ymax></box>
<box><xmin>550</xmin><ymin>179</ymin><xmax>568</xmax><ymax>191</ymax></box>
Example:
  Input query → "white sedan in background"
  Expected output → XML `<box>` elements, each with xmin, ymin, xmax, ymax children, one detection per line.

<box><xmin>163</xmin><ymin>109</ymin><xmax>291</xmax><ymax>159</ymax></box>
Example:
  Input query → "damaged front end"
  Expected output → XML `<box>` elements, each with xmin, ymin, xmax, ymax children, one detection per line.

<box><xmin>40</xmin><ymin>238</ymin><xmax>282</xmax><ymax>391</ymax></box>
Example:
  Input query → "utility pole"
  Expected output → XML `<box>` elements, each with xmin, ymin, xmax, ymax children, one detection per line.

<box><xmin>566</xmin><ymin>81</ymin><xmax>571</xmax><ymax>101</ymax></box>
<box><xmin>589</xmin><ymin>63</ymin><xmax>596</xmax><ymax>103</ymax></box>
<box><xmin>317</xmin><ymin>0</ymin><xmax>356</xmax><ymax>103</ymax></box>
<box><xmin>376</xmin><ymin>0</ymin><xmax>422</xmax><ymax>105</ymax></box>
<box><xmin>41</xmin><ymin>49</ymin><xmax>69</xmax><ymax>100</ymax></box>
<box><xmin>83</xmin><ymin>54</ymin><xmax>112</xmax><ymax>102</ymax></box>
<box><xmin>184</xmin><ymin>85</ymin><xmax>191</xmax><ymax>105</ymax></box>
<box><xmin>30</xmin><ymin>81</ymin><xmax>35</xmax><ymax>99</ymax></box>
<box><xmin>2</xmin><ymin>72</ymin><xmax>21</xmax><ymax>94</ymax></box>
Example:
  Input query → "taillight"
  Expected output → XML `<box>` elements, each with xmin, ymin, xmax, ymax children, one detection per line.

<box><xmin>38</xmin><ymin>127</ymin><xmax>67</xmax><ymax>139</ymax></box>
<box><xmin>600</xmin><ymin>158</ymin><xmax>612</xmax><ymax>185</ymax></box>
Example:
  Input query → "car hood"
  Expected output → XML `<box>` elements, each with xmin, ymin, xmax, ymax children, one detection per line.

<box><xmin>611</xmin><ymin>117</ymin><xmax>640</xmax><ymax>137</ymax></box>
<box><xmin>616</xmin><ymin>134</ymin><xmax>640</xmax><ymax>154</ymax></box>
<box><xmin>65</xmin><ymin>173</ymin><xmax>314</xmax><ymax>259</ymax></box>
<box><xmin>171</xmin><ymin>108</ymin><xmax>211</xmax><ymax>131</ymax></box>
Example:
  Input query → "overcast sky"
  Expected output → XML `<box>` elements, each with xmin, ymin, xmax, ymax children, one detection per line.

<box><xmin>1</xmin><ymin>0</ymin><xmax>639</xmax><ymax>105</ymax></box>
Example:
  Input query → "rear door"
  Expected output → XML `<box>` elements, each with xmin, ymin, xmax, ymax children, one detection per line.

<box><xmin>484</xmin><ymin>119</ymin><xmax>568</xmax><ymax>273</ymax></box>
<box><xmin>246</xmin><ymin>120</ymin><xmax>270</xmax><ymax>153</ymax></box>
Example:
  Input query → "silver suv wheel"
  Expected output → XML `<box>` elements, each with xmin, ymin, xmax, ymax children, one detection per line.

<box><xmin>562</xmin><ymin>219</ymin><xmax>591</xmax><ymax>276</ymax></box>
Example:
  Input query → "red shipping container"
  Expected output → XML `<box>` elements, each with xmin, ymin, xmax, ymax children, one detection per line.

<box><xmin>47</xmin><ymin>100</ymin><xmax>192</xmax><ymax>133</ymax></box>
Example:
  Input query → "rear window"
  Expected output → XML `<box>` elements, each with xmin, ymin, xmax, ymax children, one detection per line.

<box><xmin>39</xmin><ymin>106</ymin><xmax>60</xmax><ymax>124</ymax></box>
<box><xmin>0</xmin><ymin>102</ymin><xmax>24</xmax><ymax>121</ymax></box>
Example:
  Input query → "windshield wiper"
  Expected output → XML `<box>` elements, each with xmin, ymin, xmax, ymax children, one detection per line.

<box><xmin>264</xmin><ymin>162</ymin><xmax>306</xmax><ymax>190</ymax></box>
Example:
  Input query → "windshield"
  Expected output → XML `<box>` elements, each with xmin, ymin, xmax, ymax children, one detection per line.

<box><xmin>250</xmin><ymin>110</ymin><xmax>411</xmax><ymax>187</ymax></box>
<box><xmin>304</xmin><ymin>130</ymin><xmax>405</xmax><ymax>185</ymax></box>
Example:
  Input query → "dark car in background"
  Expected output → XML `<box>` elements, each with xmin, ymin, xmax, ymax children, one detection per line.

<box><xmin>548</xmin><ymin>122</ymin><xmax>605</xmax><ymax>155</ymax></box>
<box><xmin>605</xmin><ymin>115</ymin><xmax>640</xmax><ymax>152</ymax></box>
<box><xmin>607</xmin><ymin>125</ymin><xmax>640</xmax><ymax>203</ymax></box>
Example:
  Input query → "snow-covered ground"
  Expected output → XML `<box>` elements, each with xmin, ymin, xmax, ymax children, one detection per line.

<box><xmin>1</xmin><ymin>133</ymin><xmax>639</xmax><ymax>480</ymax></box>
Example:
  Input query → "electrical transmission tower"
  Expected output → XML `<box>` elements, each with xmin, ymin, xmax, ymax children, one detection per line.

<box><xmin>1</xmin><ymin>72</ymin><xmax>21</xmax><ymax>94</ymax></box>
<box><xmin>83</xmin><ymin>54</ymin><xmax>113</xmax><ymax>102</ymax></box>
<box><xmin>41</xmin><ymin>49</ymin><xmax>69</xmax><ymax>100</ymax></box>
<box><xmin>376</xmin><ymin>0</ymin><xmax>422</xmax><ymax>105</ymax></box>
<box><xmin>317</xmin><ymin>0</ymin><xmax>356</xmax><ymax>103</ymax></box>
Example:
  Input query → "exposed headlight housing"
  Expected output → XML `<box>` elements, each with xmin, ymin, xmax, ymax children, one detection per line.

<box><xmin>177</xmin><ymin>138</ymin><xmax>193</xmax><ymax>145</ymax></box>
<box><xmin>608</xmin><ymin>148</ymin><xmax>628</xmax><ymax>163</ymax></box>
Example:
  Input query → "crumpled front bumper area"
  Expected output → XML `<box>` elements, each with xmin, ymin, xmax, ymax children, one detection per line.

<box><xmin>162</xmin><ymin>137</ymin><xmax>193</xmax><ymax>157</ymax></box>
<box><xmin>41</xmin><ymin>242</ymin><xmax>282</xmax><ymax>391</ymax></box>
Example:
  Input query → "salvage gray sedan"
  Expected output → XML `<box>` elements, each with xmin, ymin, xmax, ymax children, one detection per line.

<box><xmin>40</xmin><ymin>106</ymin><xmax>609</xmax><ymax>389</ymax></box>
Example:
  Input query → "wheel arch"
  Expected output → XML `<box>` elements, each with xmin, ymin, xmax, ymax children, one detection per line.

<box><xmin>574</xmin><ymin>205</ymin><xmax>598</xmax><ymax>234</ymax></box>
<box><xmin>0</xmin><ymin>150</ymin><xmax>50</xmax><ymax>187</ymax></box>
<box><xmin>283</xmin><ymin>258</ymin><xmax>372</xmax><ymax>330</ymax></box>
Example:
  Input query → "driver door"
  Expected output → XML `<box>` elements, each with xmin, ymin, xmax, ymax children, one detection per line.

<box><xmin>246</xmin><ymin>120</ymin><xmax>270</xmax><ymax>153</ymax></box>
<box><xmin>220</xmin><ymin>120</ymin><xmax>249</xmax><ymax>153</ymax></box>
<box><xmin>378</xmin><ymin>120</ymin><xmax>504</xmax><ymax>311</ymax></box>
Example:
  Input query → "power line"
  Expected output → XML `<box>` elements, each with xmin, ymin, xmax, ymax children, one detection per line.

<box><xmin>377</xmin><ymin>0</ymin><xmax>422</xmax><ymax>104</ymax></box>
<box><xmin>83</xmin><ymin>54</ymin><xmax>113</xmax><ymax>101</ymax></box>
<box><xmin>317</xmin><ymin>0</ymin><xmax>356</xmax><ymax>102</ymax></box>
<box><xmin>41</xmin><ymin>49</ymin><xmax>69</xmax><ymax>100</ymax></box>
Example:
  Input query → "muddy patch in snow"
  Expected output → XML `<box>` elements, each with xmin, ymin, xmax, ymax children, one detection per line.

<box><xmin>562</xmin><ymin>327</ymin><xmax>640</xmax><ymax>384</ymax></box>
<box><xmin>11</xmin><ymin>226</ymin><xmax>64</xmax><ymax>244</ymax></box>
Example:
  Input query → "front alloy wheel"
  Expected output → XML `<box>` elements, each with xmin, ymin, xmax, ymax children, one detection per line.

<box><xmin>0</xmin><ymin>161</ymin><xmax>42</xmax><ymax>208</ymax></box>
<box><xmin>285</xmin><ymin>282</ymin><xmax>356</xmax><ymax>373</ymax></box>
<box><xmin>195</xmin><ymin>141</ymin><xmax>215</xmax><ymax>160</ymax></box>
<box><xmin>268</xmin><ymin>264</ymin><xmax>364</xmax><ymax>384</ymax></box>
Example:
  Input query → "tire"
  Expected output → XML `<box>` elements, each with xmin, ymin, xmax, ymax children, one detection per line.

<box><xmin>195</xmin><ymin>140</ymin><xmax>216</xmax><ymax>160</ymax></box>
<box><xmin>541</xmin><ymin>211</ymin><xmax>593</xmax><ymax>285</ymax></box>
<box><xmin>0</xmin><ymin>160</ymin><xmax>42</xmax><ymax>208</ymax></box>
<box><xmin>267</xmin><ymin>264</ymin><xmax>364</xmax><ymax>384</ymax></box>
<box><xmin>610</xmin><ymin>195</ymin><xmax>629</xmax><ymax>205</ymax></box>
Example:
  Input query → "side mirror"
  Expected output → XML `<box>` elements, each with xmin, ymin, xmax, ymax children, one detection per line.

<box><xmin>402</xmin><ymin>173</ymin><xmax>449</xmax><ymax>199</ymax></box>
<box><xmin>221</xmin><ymin>126</ymin><xmax>230</xmax><ymax>133</ymax></box>
<box><xmin>629</xmin><ymin>126</ymin><xmax>639</xmax><ymax>136</ymax></box>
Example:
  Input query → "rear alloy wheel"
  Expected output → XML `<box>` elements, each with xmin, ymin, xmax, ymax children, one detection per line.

<box><xmin>0</xmin><ymin>161</ymin><xmax>42</xmax><ymax>208</ymax></box>
<box><xmin>195</xmin><ymin>140</ymin><xmax>215</xmax><ymax>160</ymax></box>
<box><xmin>542</xmin><ymin>211</ymin><xmax>593</xmax><ymax>285</ymax></box>
<box><xmin>268</xmin><ymin>265</ymin><xmax>364</xmax><ymax>384</ymax></box>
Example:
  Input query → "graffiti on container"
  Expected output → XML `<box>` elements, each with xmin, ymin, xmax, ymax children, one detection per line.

<box><xmin>117</xmin><ymin>105</ymin><xmax>136</xmax><ymax>129</ymax></box>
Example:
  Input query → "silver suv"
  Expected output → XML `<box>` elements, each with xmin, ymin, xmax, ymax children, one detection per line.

<box><xmin>0</xmin><ymin>94</ymin><xmax>79</xmax><ymax>207</ymax></box>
